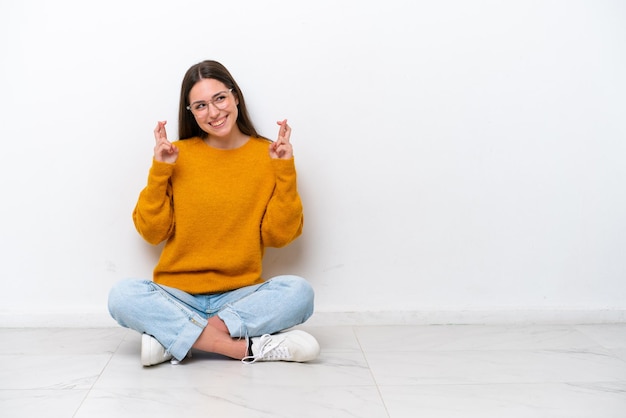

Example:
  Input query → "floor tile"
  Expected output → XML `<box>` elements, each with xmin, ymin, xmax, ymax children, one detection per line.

<box><xmin>2</xmin><ymin>323</ymin><xmax>625</xmax><ymax>417</ymax></box>
<box><xmin>297</xmin><ymin>325</ymin><xmax>362</xmax><ymax>352</ymax></box>
<box><xmin>0</xmin><ymin>354</ymin><xmax>112</xmax><ymax>390</ymax></box>
<box><xmin>0</xmin><ymin>389</ymin><xmax>88</xmax><ymax>418</ymax></box>
<box><xmin>575</xmin><ymin>324</ymin><xmax>626</xmax><ymax>348</ymax></box>
<box><xmin>76</xmin><ymin>385</ymin><xmax>389</xmax><ymax>418</ymax></box>
<box><xmin>379</xmin><ymin>382</ymin><xmax>626</xmax><ymax>418</ymax></box>
<box><xmin>609</xmin><ymin>348</ymin><xmax>626</xmax><ymax>363</ymax></box>
<box><xmin>365</xmin><ymin>348</ymin><xmax>626</xmax><ymax>385</ymax></box>
<box><xmin>0</xmin><ymin>327</ymin><xmax>128</xmax><ymax>355</ymax></box>
<box><xmin>355</xmin><ymin>325</ymin><xmax>603</xmax><ymax>351</ymax></box>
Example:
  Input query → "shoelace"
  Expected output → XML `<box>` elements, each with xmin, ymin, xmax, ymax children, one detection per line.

<box><xmin>242</xmin><ymin>334</ymin><xmax>292</xmax><ymax>363</ymax></box>
<box><xmin>260</xmin><ymin>345</ymin><xmax>291</xmax><ymax>361</ymax></box>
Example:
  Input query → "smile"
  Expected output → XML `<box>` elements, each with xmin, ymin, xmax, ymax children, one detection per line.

<box><xmin>209</xmin><ymin>117</ymin><xmax>227</xmax><ymax>128</ymax></box>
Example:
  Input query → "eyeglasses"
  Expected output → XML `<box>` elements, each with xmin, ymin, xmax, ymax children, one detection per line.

<box><xmin>186</xmin><ymin>89</ymin><xmax>233</xmax><ymax>115</ymax></box>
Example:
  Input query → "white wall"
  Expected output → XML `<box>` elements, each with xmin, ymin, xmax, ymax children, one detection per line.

<box><xmin>1</xmin><ymin>0</ymin><xmax>625</xmax><ymax>326</ymax></box>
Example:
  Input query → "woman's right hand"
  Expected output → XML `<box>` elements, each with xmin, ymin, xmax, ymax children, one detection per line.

<box><xmin>153</xmin><ymin>120</ymin><xmax>179</xmax><ymax>164</ymax></box>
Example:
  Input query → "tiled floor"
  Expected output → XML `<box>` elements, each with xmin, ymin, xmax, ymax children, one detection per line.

<box><xmin>1</xmin><ymin>324</ymin><xmax>626</xmax><ymax>417</ymax></box>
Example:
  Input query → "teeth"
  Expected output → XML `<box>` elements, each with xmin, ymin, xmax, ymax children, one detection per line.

<box><xmin>210</xmin><ymin>118</ymin><xmax>226</xmax><ymax>127</ymax></box>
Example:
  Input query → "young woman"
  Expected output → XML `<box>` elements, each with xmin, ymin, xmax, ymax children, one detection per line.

<box><xmin>108</xmin><ymin>60</ymin><xmax>319</xmax><ymax>366</ymax></box>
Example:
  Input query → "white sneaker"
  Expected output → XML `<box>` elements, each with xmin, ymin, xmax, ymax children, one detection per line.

<box><xmin>243</xmin><ymin>330</ymin><xmax>320</xmax><ymax>363</ymax></box>
<box><xmin>141</xmin><ymin>334</ymin><xmax>173</xmax><ymax>366</ymax></box>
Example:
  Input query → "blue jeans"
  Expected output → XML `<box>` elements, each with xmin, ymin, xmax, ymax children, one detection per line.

<box><xmin>107</xmin><ymin>275</ymin><xmax>314</xmax><ymax>361</ymax></box>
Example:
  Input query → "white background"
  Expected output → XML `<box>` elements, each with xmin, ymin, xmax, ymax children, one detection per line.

<box><xmin>1</xmin><ymin>0</ymin><xmax>625</xmax><ymax>325</ymax></box>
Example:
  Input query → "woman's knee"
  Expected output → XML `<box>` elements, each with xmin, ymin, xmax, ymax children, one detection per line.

<box><xmin>272</xmin><ymin>275</ymin><xmax>313</xmax><ymax>296</ymax></box>
<box><xmin>271</xmin><ymin>275</ymin><xmax>315</xmax><ymax>319</ymax></box>
<box><xmin>107</xmin><ymin>279</ymin><xmax>151</xmax><ymax>324</ymax></box>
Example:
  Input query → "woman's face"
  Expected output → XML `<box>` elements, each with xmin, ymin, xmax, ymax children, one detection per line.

<box><xmin>188</xmin><ymin>78</ymin><xmax>239</xmax><ymax>138</ymax></box>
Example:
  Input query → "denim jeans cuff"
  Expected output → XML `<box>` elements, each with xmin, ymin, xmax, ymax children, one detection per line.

<box><xmin>218</xmin><ymin>308</ymin><xmax>246</xmax><ymax>339</ymax></box>
<box><xmin>167</xmin><ymin>314</ymin><xmax>207</xmax><ymax>361</ymax></box>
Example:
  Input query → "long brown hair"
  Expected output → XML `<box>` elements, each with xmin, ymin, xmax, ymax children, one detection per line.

<box><xmin>178</xmin><ymin>60</ymin><xmax>259</xmax><ymax>140</ymax></box>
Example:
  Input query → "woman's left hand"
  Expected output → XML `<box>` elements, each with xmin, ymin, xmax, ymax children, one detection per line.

<box><xmin>270</xmin><ymin>119</ymin><xmax>293</xmax><ymax>159</ymax></box>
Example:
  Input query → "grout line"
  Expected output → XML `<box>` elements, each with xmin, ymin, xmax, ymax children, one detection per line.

<box><xmin>71</xmin><ymin>330</ymin><xmax>128</xmax><ymax>417</ymax></box>
<box><xmin>353</xmin><ymin>326</ymin><xmax>393</xmax><ymax>418</ymax></box>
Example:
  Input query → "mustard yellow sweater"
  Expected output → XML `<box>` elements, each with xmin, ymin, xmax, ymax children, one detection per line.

<box><xmin>133</xmin><ymin>137</ymin><xmax>303</xmax><ymax>294</ymax></box>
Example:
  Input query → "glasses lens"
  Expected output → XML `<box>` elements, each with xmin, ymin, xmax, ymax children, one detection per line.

<box><xmin>189</xmin><ymin>90</ymin><xmax>231</xmax><ymax>114</ymax></box>
<box><xmin>191</xmin><ymin>103</ymin><xmax>204</xmax><ymax>113</ymax></box>
<box><xmin>214</xmin><ymin>92</ymin><xmax>230</xmax><ymax>109</ymax></box>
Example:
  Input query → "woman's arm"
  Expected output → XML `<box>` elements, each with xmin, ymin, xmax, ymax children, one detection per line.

<box><xmin>262</xmin><ymin>120</ymin><xmax>303</xmax><ymax>247</ymax></box>
<box><xmin>132</xmin><ymin>121</ymin><xmax>178</xmax><ymax>244</ymax></box>
<box><xmin>132</xmin><ymin>161</ymin><xmax>176</xmax><ymax>245</ymax></box>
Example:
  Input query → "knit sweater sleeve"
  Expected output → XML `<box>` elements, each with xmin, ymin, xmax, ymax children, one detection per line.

<box><xmin>261</xmin><ymin>157</ymin><xmax>304</xmax><ymax>248</ymax></box>
<box><xmin>132</xmin><ymin>160</ymin><xmax>176</xmax><ymax>245</ymax></box>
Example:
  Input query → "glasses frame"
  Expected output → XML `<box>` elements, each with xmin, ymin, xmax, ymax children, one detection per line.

<box><xmin>186</xmin><ymin>88</ymin><xmax>234</xmax><ymax>115</ymax></box>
